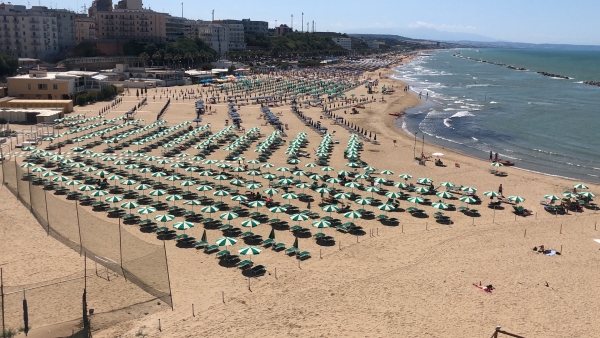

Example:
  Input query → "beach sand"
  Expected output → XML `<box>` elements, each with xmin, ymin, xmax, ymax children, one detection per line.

<box><xmin>3</xmin><ymin>55</ymin><xmax>600</xmax><ymax>337</ymax></box>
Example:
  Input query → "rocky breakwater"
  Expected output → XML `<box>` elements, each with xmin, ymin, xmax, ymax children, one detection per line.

<box><xmin>537</xmin><ymin>71</ymin><xmax>570</xmax><ymax>79</ymax></box>
<box><xmin>583</xmin><ymin>80</ymin><xmax>600</xmax><ymax>87</ymax></box>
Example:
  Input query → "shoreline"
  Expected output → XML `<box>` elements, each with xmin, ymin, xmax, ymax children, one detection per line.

<box><xmin>384</xmin><ymin>50</ymin><xmax>598</xmax><ymax>185</ymax></box>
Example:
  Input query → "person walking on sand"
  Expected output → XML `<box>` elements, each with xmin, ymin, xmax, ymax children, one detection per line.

<box><xmin>489</xmin><ymin>151</ymin><xmax>493</xmax><ymax>162</ymax></box>
<box><xmin>498</xmin><ymin>184</ymin><xmax>503</xmax><ymax>197</ymax></box>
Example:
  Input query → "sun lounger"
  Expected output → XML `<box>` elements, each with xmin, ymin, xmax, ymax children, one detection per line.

<box><xmin>204</xmin><ymin>245</ymin><xmax>219</xmax><ymax>253</ymax></box>
<box><xmin>216</xmin><ymin>250</ymin><xmax>230</xmax><ymax>258</ymax></box>
<box><xmin>237</xmin><ymin>259</ymin><xmax>254</xmax><ymax>269</ymax></box>
<box><xmin>250</xmin><ymin>264</ymin><xmax>266</xmax><ymax>275</ymax></box>
<box><xmin>194</xmin><ymin>240</ymin><xmax>209</xmax><ymax>248</ymax></box>
<box><xmin>297</xmin><ymin>251</ymin><xmax>311</xmax><ymax>260</ymax></box>
<box><xmin>273</xmin><ymin>242</ymin><xmax>286</xmax><ymax>251</ymax></box>
<box><xmin>260</xmin><ymin>238</ymin><xmax>274</xmax><ymax>247</ymax></box>
<box><xmin>285</xmin><ymin>246</ymin><xmax>298</xmax><ymax>255</ymax></box>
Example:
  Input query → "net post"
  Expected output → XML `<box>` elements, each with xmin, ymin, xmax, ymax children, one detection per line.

<box><xmin>162</xmin><ymin>239</ymin><xmax>174</xmax><ymax>311</ymax></box>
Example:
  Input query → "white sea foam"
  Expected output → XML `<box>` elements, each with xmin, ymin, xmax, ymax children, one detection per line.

<box><xmin>489</xmin><ymin>101</ymin><xmax>498</xmax><ymax>104</ymax></box>
<box><xmin>450</xmin><ymin>111</ymin><xmax>475</xmax><ymax>118</ymax></box>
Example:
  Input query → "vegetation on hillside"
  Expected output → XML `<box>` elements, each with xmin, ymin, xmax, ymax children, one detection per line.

<box><xmin>69</xmin><ymin>42</ymin><xmax>106</xmax><ymax>57</ymax></box>
<box><xmin>124</xmin><ymin>37</ymin><xmax>218</xmax><ymax>68</ymax></box>
<box><xmin>0</xmin><ymin>52</ymin><xmax>18</xmax><ymax>77</ymax></box>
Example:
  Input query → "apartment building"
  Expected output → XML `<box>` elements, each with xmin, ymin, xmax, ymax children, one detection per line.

<box><xmin>95</xmin><ymin>9</ymin><xmax>166</xmax><ymax>44</ymax></box>
<box><xmin>241</xmin><ymin>19</ymin><xmax>268</xmax><ymax>35</ymax></box>
<box><xmin>0</xmin><ymin>4</ymin><xmax>76</xmax><ymax>61</ymax></box>
<box><xmin>193</xmin><ymin>20</ymin><xmax>246</xmax><ymax>56</ymax></box>
<box><xmin>166</xmin><ymin>15</ymin><xmax>186</xmax><ymax>41</ymax></box>
<box><xmin>75</xmin><ymin>14</ymin><xmax>96</xmax><ymax>43</ymax></box>
<box><xmin>332</xmin><ymin>37</ymin><xmax>352</xmax><ymax>50</ymax></box>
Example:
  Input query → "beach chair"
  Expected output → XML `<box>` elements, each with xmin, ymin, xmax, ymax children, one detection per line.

<box><xmin>194</xmin><ymin>240</ymin><xmax>209</xmax><ymax>248</ymax></box>
<box><xmin>285</xmin><ymin>246</ymin><xmax>298</xmax><ymax>255</ymax></box>
<box><xmin>297</xmin><ymin>251</ymin><xmax>311</xmax><ymax>260</ymax></box>
<box><xmin>237</xmin><ymin>259</ymin><xmax>254</xmax><ymax>269</ymax></box>
<box><xmin>250</xmin><ymin>265</ymin><xmax>266</xmax><ymax>276</ymax></box>
<box><xmin>204</xmin><ymin>245</ymin><xmax>219</xmax><ymax>253</ymax></box>
<box><xmin>273</xmin><ymin>242</ymin><xmax>286</xmax><ymax>251</ymax></box>
<box><xmin>260</xmin><ymin>238</ymin><xmax>274</xmax><ymax>247</ymax></box>
<box><xmin>216</xmin><ymin>250</ymin><xmax>230</xmax><ymax>258</ymax></box>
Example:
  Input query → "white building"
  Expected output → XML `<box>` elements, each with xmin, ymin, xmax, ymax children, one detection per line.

<box><xmin>192</xmin><ymin>20</ymin><xmax>246</xmax><ymax>56</ymax></box>
<box><xmin>364</xmin><ymin>40</ymin><xmax>380</xmax><ymax>49</ymax></box>
<box><xmin>0</xmin><ymin>4</ymin><xmax>76</xmax><ymax>61</ymax></box>
<box><xmin>332</xmin><ymin>37</ymin><xmax>352</xmax><ymax>50</ymax></box>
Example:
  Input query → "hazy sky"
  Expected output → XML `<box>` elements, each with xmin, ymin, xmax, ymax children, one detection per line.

<box><xmin>44</xmin><ymin>0</ymin><xmax>600</xmax><ymax>45</ymax></box>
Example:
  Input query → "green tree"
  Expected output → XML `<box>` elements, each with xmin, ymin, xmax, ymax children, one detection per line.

<box><xmin>76</xmin><ymin>95</ymin><xmax>87</xmax><ymax>106</ymax></box>
<box><xmin>227</xmin><ymin>65</ymin><xmax>236</xmax><ymax>75</ymax></box>
<box><xmin>0</xmin><ymin>53</ymin><xmax>18</xmax><ymax>76</ymax></box>
<box><xmin>139</xmin><ymin>52</ymin><xmax>149</xmax><ymax>67</ymax></box>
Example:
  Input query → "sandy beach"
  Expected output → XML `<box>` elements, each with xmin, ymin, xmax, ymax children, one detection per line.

<box><xmin>3</xmin><ymin>54</ymin><xmax>600</xmax><ymax>338</ymax></box>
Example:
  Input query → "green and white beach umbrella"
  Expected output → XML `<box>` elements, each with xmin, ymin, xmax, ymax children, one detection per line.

<box><xmin>378</xmin><ymin>204</ymin><xmax>395</xmax><ymax>213</ymax></box>
<box><xmin>417</xmin><ymin>178</ymin><xmax>433</xmax><ymax>184</ymax></box>
<box><xmin>326</xmin><ymin>177</ymin><xmax>341</xmax><ymax>184</ymax></box>
<box><xmin>573</xmin><ymin>183</ymin><xmax>589</xmax><ymax>190</ymax></box>
<box><xmin>220</xmin><ymin>212</ymin><xmax>239</xmax><ymax>221</ymax></box>
<box><xmin>241</xmin><ymin>219</ymin><xmax>260</xmax><ymax>228</ymax></box>
<box><xmin>484</xmin><ymin>191</ymin><xmax>501</xmax><ymax>198</ymax></box>
<box><xmin>247</xmin><ymin>170</ymin><xmax>261</xmax><ymax>176</ymax></box>
<box><xmin>282</xmin><ymin>193</ymin><xmax>299</xmax><ymax>200</ymax></box>
<box><xmin>165</xmin><ymin>195</ymin><xmax>183</xmax><ymax>205</ymax></box>
<box><xmin>335</xmin><ymin>192</ymin><xmax>352</xmax><ymax>200</ymax></box>
<box><xmin>231</xmin><ymin>195</ymin><xmax>248</xmax><ymax>203</ymax></box>
<box><xmin>263</xmin><ymin>188</ymin><xmax>280</xmax><ymax>196</ymax></box>
<box><xmin>355</xmin><ymin>198</ymin><xmax>372</xmax><ymax>205</ymax></box>
<box><xmin>290</xmin><ymin>213</ymin><xmax>309</xmax><ymax>223</ymax></box>
<box><xmin>344</xmin><ymin>211</ymin><xmax>362</xmax><ymax>219</ymax></box>
<box><xmin>138</xmin><ymin>206</ymin><xmax>157</xmax><ymax>216</ymax></box>
<box><xmin>543</xmin><ymin>194</ymin><xmax>561</xmax><ymax>201</ymax></box>
<box><xmin>262</xmin><ymin>163</ymin><xmax>275</xmax><ymax>169</ymax></box>
<box><xmin>120</xmin><ymin>179</ymin><xmax>137</xmax><ymax>186</ymax></box>
<box><xmin>31</xmin><ymin>167</ymin><xmax>47</xmax><ymax>173</ymax></box>
<box><xmin>385</xmin><ymin>191</ymin><xmax>403</xmax><ymax>199</ymax></box>
<box><xmin>135</xmin><ymin>184</ymin><xmax>152</xmax><ymax>191</ymax></box>
<box><xmin>269</xmin><ymin>206</ymin><xmax>287</xmax><ymax>214</ymax></box>
<box><xmin>439</xmin><ymin>182</ymin><xmax>454</xmax><ymax>188</ymax></box>
<box><xmin>277</xmin><ymin>166</ymin><xmax>290</xmax><ymax>172</ymax></box>
<box><xmin>238</xmin><ymin>246</ymin><xmax>261</xmax><ymax>259</ymax></box>
<box><xmin>380</xmin><ymin>170</ymin><xmax>394</xmax><ymax>175</ymax></box>
<box><xmin>173</xmin><ymin>221</ymin><xmax>194</xmax><ymax>231</ymax></box>
<box><xmin>199</xmin><ymin>170</ymin><xmax>213</xmax><ymax>177</ymax></box>
<box><xmin>248</xmin><ymin>200</ymin><xmax>266</xmax><ymax>209</ymax></box>
<box><xmin>322</xmin><ymin>204</ymin><xmax>339</xmax><ymax>215</ymax></box>
<box><xmin>105</xmin><ymin>195</ymin><xmax>124</xmax><ymax>203</ymax></box>
<box><xmin>436</xmin><ymin>191</ymin><xmax>454</xmax><ymax>199</ymax></box>
<box><xmin>246</xmin><ymin>183</ymin><xmax>262</xmax><ymax>190</ymax></box>
<box><xmin>459</xmin><ymin>196</ymin><xmax>477</xmax><ymax>204</ymax></box>
<box><xmin>431</xmin><ymin>202</ymin><xmax>449</xmax><ymax>210</ymax></box>
<box><xmin>90</xmin><ymin>190</ymin><xmax>108</xmax><ymax>197</ymax></box>
<box><xmin>305</xmin><ymin>163</ymin><xmax>317</xmax><ymax>168</ymax></box>
<box><xmin>413</xmin><ymin>187</ymin><xmax>429</xmax><ymax>194</ymax></box>
<box><xmin>121</xmin><ymin>201</ymin><xmax>140</xmax><ymax>210</ymax></box>
<box><xmin>154</xmin><ymin>214</ymin><xmax>175</xmax><ymax>223</ymax></box>
<box><xmin>491</xmin><ymin>162</ymin><xmax>504</xmax><ymax>167</ymax></box>
<box><xmin>152</xmin><ymin>172</ymin><xmax>167</xmax><ymax>178</ymax></box>
<box><xmin>311</xmin><ymin>219</ymin><xmax>331</xmax><ymax>230</ymax></box>
<box><xmin>78</xmin><ymin>185</ymin><xmax>96</xmax><ymax>192</ymax></box>
<box><xmin>309</xmin><ymin>174</ymin><xmax>323</xmax><ymax>181</ymax></box>
<box><xmin>215</xmin><ymin>237</ymin><xmax>237</xmax><ymax>247</ymax></box>
<box><xmin>314</xmin><ymin>187</ymin><xmax>331</xmax><ymax>194</ymax></box>
<box><xmin>562</xmin><ymin>192</ymin><xmax>579</xmax><ymax>199</ymax></box>
<box><xmin>579</xmin><ymin>192</ymin><xmax>595</xmax><ymax>199</ymax></box>
<box><xmin>321</xmin><ymin>166</ymin><xmax>335</xmax><ymax>172</ymax></box>
<box><xmin>507</xmin><ymin>196</ymin><xmax>526</xmax><ymax>204</ymax></box>
<box><xmin>407</xmin><ymin>196</ymin><xmax>425</xmax><ymax>204</ymax></box>
<box><xmin>53</xmin><ymin>176</ymin><xmax>69</xmax><ymax>183</ymax></box>
<box><xmin>201</xmin><ymin>205</ymin><xmax>220</xmax><ymax>213</ymax></box>
<box><xmin>149</xmin><ymin>189</ymin><xmax>167</xmax><ymax>197</ymax></box>
<box><xmin>461</xmin><ymin>186</ymin><xmax>477</xmax><ymax>194</ymax></box>
<box><xmin>41</xmin><ymin>171</ymin><xmax>58</xmax><ymax>178</ymax></box>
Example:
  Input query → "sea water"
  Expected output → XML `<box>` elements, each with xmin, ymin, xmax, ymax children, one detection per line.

<box><xmin>393</xmin><ymin>48</ymin><xmax>600</xmax><ymax>183</ymax></box>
